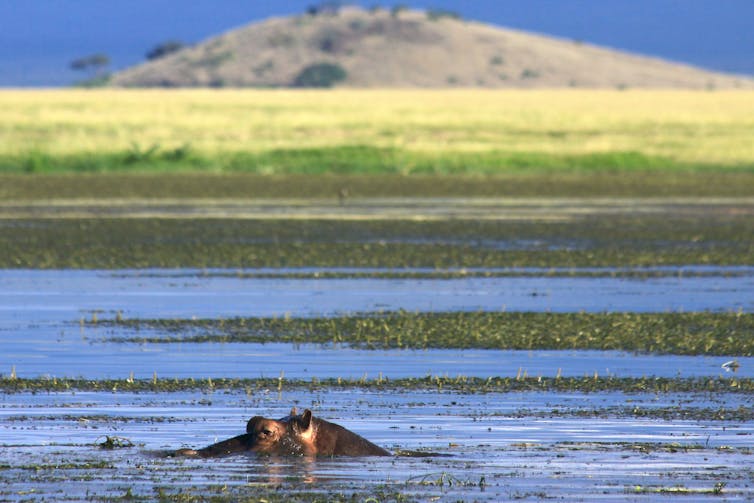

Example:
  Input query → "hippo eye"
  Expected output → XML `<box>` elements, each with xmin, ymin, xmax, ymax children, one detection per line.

<box><xmin>261</xmin><ymin>428</ymin><xmax>273</xmax><ymax>436</ymax></box>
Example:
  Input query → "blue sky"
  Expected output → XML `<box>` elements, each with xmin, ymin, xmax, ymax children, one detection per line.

<box><xmin>1</xmin><ymin>0</ymin><xmax>752</xmax><ymax>86</ymax></box>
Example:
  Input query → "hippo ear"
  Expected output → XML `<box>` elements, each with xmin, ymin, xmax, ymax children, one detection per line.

<box><xmin>246</xmin><ymin>416</ymin><xmax>263</xmax><ymax>433</ymax></box>
<box><xmin>290</xmin><ymin>406</ymin><xmax>297</xmax><ymax>416</ymax></box>
<box><xmin>300</xmin><ymin>409</ymin><xmax>313</xmax><ymax>431</ymax></box>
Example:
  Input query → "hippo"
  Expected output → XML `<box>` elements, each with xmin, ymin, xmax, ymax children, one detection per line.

<box><xmin>175</xmin><ymin>408</ymin><xmax>391</xmax><ymax>458</ymax></box>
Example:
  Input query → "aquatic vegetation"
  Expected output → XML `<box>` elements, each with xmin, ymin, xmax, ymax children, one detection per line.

<box><xmin>105</xmin><ymin>311</ymin><xmax>754</xmax><ymax>356</ymax></box>
<box><xmin>628</xmin><ymin>482</ymin><xmax>727</xmax><ymax>496</ymax></box>
<box><xmin>1</xmin><ymin>213</ymin><xmax>752</xmax><ymax>268</ymax></box>
<box><xmin>0</xmin><ymin>375</ymin><xmax>751</xmax><ymax>394</ymax></box>
<box><xmin>508</xmin><ymin>405</ymin><xmax>754</xmax><ymax>421</ymax></box>
<box><xmin>96</xmin><ymin>436</ymin><xmax>134</xmax><ymax>450</ymax></box>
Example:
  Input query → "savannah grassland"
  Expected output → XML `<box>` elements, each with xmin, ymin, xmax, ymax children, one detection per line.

<box><xmin>1</xmin><ymin>88</ymin><xmax>754</xmax><ymax>179</ymax></box>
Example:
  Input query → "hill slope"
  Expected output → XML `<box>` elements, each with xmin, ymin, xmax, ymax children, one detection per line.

<box><xmin>111</xmin><ymin>7</ymin><xmax>751</xmax><ymax>89</ymax></box>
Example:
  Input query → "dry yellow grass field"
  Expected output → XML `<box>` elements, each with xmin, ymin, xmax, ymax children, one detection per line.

<box><xmin>1</xmin><ymin>89</ymin><xmax>753</xmax><ymax>172</ymax></box>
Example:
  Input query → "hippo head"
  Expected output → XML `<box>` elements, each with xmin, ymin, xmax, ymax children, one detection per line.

<box><xmin>246</xmin><ymin>408</ymin><xmax>316</xmax><ymax>456</ymax></box>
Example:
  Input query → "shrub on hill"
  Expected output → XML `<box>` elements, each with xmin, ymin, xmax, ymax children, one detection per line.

<box><xmin>292</xmin><ymin>63</ymin><xmax>348</xmax><ymax>87</ymax></box>
<box><xmin>427</xmin><ymin>9</ymin><xmax>462</xmax><ymax>21</ymax></box>
<box><xmin>146</xmin><ymin>40</ymin><xmax>186</xmax><ymax>61</ymax></box>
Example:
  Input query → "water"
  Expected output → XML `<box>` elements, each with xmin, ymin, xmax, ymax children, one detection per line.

<box><xmin>1</xmin><ymin>267</ymin><xmax>752</xmax><ymax>321</ymax></box>
<box><xmin>1</xmin><ymin>389</ymin><xmax>752</xmax><ymax>501</ymax></box>
<box><xmin>1</xmin><ymin>267</ymin><xmax>752</xmax><ymax>379</ymax></box>
<box><xmin>1</xmin><ymin>267</ymin><xmax>752</xmax><ymax>501</ymax></box>
<box><xmin>3</xmin><ymin>340</ymin><xmax>752</xmax><ymax>381</ymax></box>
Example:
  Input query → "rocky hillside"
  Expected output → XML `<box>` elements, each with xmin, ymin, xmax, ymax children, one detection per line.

<box><xmin>111</xmin><ymin>7</ymin><xmax>752</xmax><ymax>89</ymax></box>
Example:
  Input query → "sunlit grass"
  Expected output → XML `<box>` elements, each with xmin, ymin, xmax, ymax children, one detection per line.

<box><xmin>1</xmin><ymin>89</ymin><xmax>753</xmax><ymax>173</ymax></box>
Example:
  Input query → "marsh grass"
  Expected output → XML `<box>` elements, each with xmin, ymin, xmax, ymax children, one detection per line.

<box><xmin>96</xmin><ymin>436</ymin><xmax>134</xmax><ymax>450</ymax></box>
<box><xmin>0</xmin><ymin>375</ymin><xmax>751</xmax><ymax>394</ymax></box>
<box><xmin>2</xmin><ymin>89</ymin><xmax>754</xmax><ymax>174</ymax></box>
<box><xmin>104</xmin><ymin>311</ymin><xmax>754</xmax><ymax>355</ymax></box>
<box><xmin>1</xmin><ymin>216</ymin><xmax>752</xmax><ymax>268</ymax></box>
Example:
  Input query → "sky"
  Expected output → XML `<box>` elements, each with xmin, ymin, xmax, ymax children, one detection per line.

<box><xmin>1</xmin><ymin>0</ymin><xmax>753</xmax><ymax>86</ymax></box>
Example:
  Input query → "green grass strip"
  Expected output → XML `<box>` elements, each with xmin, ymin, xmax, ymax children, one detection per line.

<box><xmin>105</xmin><ymin>312</ymin><xmax>754</xmax><ymax>356</ymax></box>
<box><xmin>3</xmin><ymin>146</ymin><xmax>753</xmax><ymax>175</ymax></box>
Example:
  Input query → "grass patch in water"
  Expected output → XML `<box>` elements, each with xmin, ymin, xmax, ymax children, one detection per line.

<box><xmin>1</xmin><ymin>215</ymin><xmax>752</xmax><ymax>268</ymax></box>
<box><xmin>504</xmin><ymin>406</ymin><xmax>754</xmax><ymax>421</ymax></box>
<box><xmin>628</xmin><ymin>482</ymin><xmax>727</xmax><ymax>496</ymax></box>
<box><xmin>114</xmin><ymin>268</ymin><xmax>754</xmax><ymax>280</ymax></box>
<box><xmin>0</xmin><ymin>461</ymin><xmax>115</xmax><ymax>471</ymax></box>
<box><xmin>1</xmin><ymin>376</ymin><xmax>752</xmax><ymax>395</ymax></box>
<box><xmin>104</xmin><ymin>311</ymin><xmax>754</xmax><ymax>356</ymax></box>
<box><xmin>147</xmin><ymin>486</ymin><xmax>417</xmax><ymax>503</ymax></box>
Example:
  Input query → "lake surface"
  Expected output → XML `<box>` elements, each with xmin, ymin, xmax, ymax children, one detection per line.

<box><xmin>1</xmin><ymin>389</ymin><xmax>752</xmax><ymax>501</ymax></box>
<box><xmin>1</xmin><ymin>267</ymin><xmax>752</xmax><ymax>380</ymax></box>
<box><xmin>1</xmin><ymin>267</ymin><xmax>752</xmax><ymax>501</ymax></box>
<box><xmin>2</xmin><ymin>267</ymin><xmax>752</xmax><ymax>321</ymax></box>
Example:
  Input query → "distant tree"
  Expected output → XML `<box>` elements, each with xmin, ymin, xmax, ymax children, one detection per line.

<box><xmin>70</xmin><ymin>53</ymin><xmax>111</xmax><ymax>86</ymax></box>
<box><xmin>70</xmin><ymin>53</ymin><xmax>110</xmax><ymax>74</ymax></box>
<box><xmin>306</xmin><ymin>1</ymin><xmax>343</xmax><ymax>16</ymax></box>
<box><xmin>391</xmin><ymin>4</ymin><xmax>408</xmax><ymax>17</ymax></box>
<box><xmin>293</xmin><ymin>63</ymin><xmax>347</xmax><ymax>87</ymax></box>
<box><xmin>146</xmin><ymin>40</ymin><xmax>185</xmax><ymax>61</ymax></box>
<box><xmin>318</xmin><ymin>28</ymin><xmax>346</xmax><ymax>53</ymax></box>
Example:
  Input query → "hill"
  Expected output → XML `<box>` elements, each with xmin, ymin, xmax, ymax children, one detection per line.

<box><xmin>109</xmin><ymin>7</ymin><xmax>753</xmax><ymax>89</ymax></box>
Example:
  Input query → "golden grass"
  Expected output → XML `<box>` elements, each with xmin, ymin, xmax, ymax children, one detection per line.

<box><xmin>1</xmin><ymin>88</ymin><xmax>753</xmax><ymax>166</ymax></box>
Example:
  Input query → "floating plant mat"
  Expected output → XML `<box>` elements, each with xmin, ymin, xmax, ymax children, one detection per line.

<box><xmin>2</xmin><ymin>375</ymin><xmax>753</xmax><ymax>395</ymax></box>
<box><xmin>101</xmin><ymin>311</ymin><xmax>754</xmax><ymax>355</ymax></box>
<box><xmin>113</xmin><ymin>265</ymin><xmax>754</xmax><ymax>280</ymax></box>
<box><xmin>0</xmin><ymin>389</ymin><xmax>752</xmax><ymax>502</ymax></box>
